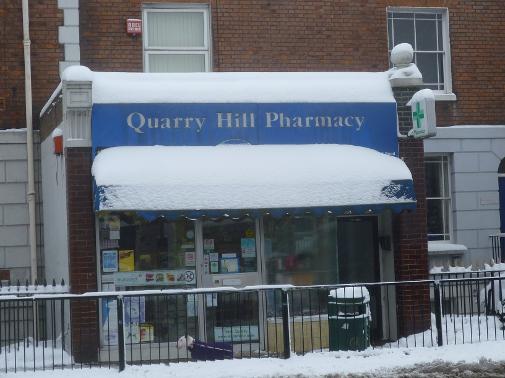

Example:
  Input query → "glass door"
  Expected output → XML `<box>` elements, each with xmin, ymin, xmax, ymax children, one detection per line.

<box><xmin>200</xmin><ymin>217</ymin><xmax>262</xmax><ymax>344</ymax></box>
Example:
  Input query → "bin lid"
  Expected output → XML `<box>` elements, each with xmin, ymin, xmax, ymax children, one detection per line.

<box><xmin>329</xmin><ymin>286</ymin><xmax>370</xmax><ymax>303</ymax></box>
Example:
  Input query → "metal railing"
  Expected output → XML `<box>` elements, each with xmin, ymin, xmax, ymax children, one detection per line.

<box><xmin>1</xmin><ymin>276</ymin><xmax>504</xmax><ymax>373</ymax></box>
<box><xmin>489</xmin><ymin>233</ymin><xmax>505</xmax><ymax>263</ymax></box>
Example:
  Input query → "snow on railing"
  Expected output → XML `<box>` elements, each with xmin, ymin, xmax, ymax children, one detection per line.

<box><xmin>0</xmin><ymin>279</ymin><xmax>68</xmax><ymax>296</ymax></box>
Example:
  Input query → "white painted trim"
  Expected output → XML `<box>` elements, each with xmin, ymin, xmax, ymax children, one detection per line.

<box><xmin>142</xmin><ymin>6</ymin><xmax>210</xmax><ymax>73</ymax></box>
<box><xmin>144</xmin><ymin>51</ymin><xmax>210</xmax><ymax>72</ymax></box>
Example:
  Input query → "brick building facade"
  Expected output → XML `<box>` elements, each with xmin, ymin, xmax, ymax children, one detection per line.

<box><xmin>1</xmin><ymin>0</ymin><xmax>504</xmax><ymax>352</ymax></box>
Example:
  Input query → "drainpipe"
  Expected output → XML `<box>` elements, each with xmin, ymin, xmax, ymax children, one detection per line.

<box><xmin>22</xmin><ymin>0</ymin><xmax>38</xmax><ymax>284</ymax></box>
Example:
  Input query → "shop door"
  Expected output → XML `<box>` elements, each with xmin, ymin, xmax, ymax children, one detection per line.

<box><xmin>199</xmin><ymin>217</ymin><xmax>262</xmax><ymax>344</ymax></box>
<box><xmin>337</xmin><ymin>217</ymin><xmax>382</xmax><ymax>340</ymax></box>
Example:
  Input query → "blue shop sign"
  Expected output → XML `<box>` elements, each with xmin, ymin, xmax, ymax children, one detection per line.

<box><xmin>92</xmin><ymin>102</ymin><xmax>398</xmax><ymax>155</ymax></box>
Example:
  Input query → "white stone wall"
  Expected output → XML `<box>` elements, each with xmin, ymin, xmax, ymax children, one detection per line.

<box><xmin>424</xmin><ymin>126</ymin><xmax>505</xmax><ymax>266</ymax></box>
<box><xmin>41</xmin><ymin>129</ymin><xmax>70</xmax><ymax>285</ymax></box>
<box><xmin>0</xmin><ymin>130</ymin><xmax>43</xmax><ymax>282</ymax></box>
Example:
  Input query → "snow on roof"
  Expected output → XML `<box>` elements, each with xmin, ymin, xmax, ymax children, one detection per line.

<box><xmin>61</xmin><ymin>66</ymin><xmax>396</xmax><ymax>104</ymax></box>
<box><xmin>92</xmin><ymin>144</ymin><xmax>413</xmax><ymax>211</ymax></box>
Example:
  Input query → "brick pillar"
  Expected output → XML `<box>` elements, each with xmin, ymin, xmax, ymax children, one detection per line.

<box><xmin>393</xmin><ymin>87</ymin><xmax>431</xmax><ymax>336</ymax></box>
<box><xmin>66</xmin><ymin>147</ymin><xmax>98</xmax><ymax>362</ymax></box>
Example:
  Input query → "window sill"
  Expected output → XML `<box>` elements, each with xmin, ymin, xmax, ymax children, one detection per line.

<box><xmin>434</xmin><ymin>92</ymin><xmax>457</xmax><ymax>102</ymax></box>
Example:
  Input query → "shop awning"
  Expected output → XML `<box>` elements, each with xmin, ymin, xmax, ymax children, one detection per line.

<box><xmin>91</xmin><ymin>144</ymin><xmax>416</xmax><ymax>217</ymax></box>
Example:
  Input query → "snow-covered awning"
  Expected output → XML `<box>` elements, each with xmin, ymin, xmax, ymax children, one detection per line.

<box><xmin>91</xmin><ymin>144</ymin><xmax>416</xmax><ymax>217</ymax></box>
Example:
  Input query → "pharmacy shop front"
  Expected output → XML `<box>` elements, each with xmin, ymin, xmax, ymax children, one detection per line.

<box><xmin>47</xmin><ymin>69</ymin><xmax>418</xmax><ymax>350</ymax></box>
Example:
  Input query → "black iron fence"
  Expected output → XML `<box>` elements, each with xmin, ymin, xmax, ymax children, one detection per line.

<box><xmin>1</xmin><ymin>276</ymin><xmax>504</xmax><ymax>373</ymax></box>
<box><xmin>489</xmin><ymin>233</ymin><xmax>505</xmax><ymax>263</ymax></box>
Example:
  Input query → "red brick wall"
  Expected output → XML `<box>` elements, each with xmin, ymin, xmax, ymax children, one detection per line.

<box><xmin>393</xmin><ymin>86</ymin><xmax>431</xmax><ymax>335</ymax></box>
<box><xmin>80</xmin><ymin>0</ymin><xmax>505</xmax><ymax>127</ymax></box>
<box><xmin>0</xmin><ymin>0</ymin><xmax>63</xmax><ymax>129</ymax></box>
<box><xmin>66</xmin><ymin>147</ymin><xmax>98</xmax><ymax>361</ymax></box>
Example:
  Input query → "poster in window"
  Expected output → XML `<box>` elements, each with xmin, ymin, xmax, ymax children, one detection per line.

<box><xmin>185</xmin><ymin>251</ymin><xmax>196</xmax><ymax>267</ymax></box>
<box><xmin>102</xmin><ymin>249</ymin><xmax>118</xmax><ymax>273</ymax></box>
<box><xmin>220</xmin><ymin>257</ymin><xmax>239</xmax><ymax>273</ymax></box>
<box><xmin>107</xmin><ymin>215</ymin><xmax>120</xmax><ymax>239</ymax></box>
<box><xmin>210</xmin><ymin>261</ymin><xmax>219</xmax><ymax>273</ymax></box>
<box><xmin>241</xmin><ymin>238</ymin><xmax>256</xmax><ymax>258</ymax></box>
<box><xmin>203</xmin><ymin>239</ymin><xmax>214</xmax><ymax>251</ymax></box>
<box><xmin>119</xmin><ymin>249</ymin><xmax>135</xmax><ymax>272</ymax></box>
<box><xmin>124</xmin><ymin>296</ymin><xmax>145</xmax><ymax>324</ymax></box>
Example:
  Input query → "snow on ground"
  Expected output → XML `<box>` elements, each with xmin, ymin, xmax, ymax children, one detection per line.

<box><xmin>388</xmin><ymin>314</ymin><xmax>505</xmax><ymax>348</ymax></box>
<box><xmin>3</xmin><ymin>340</ymin><xmax>505</xmax><ymax>378</ymax></box>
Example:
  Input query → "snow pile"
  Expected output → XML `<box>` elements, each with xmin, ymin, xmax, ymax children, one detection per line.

<box><xmin>429</xmin><ymin>265</ymin><xmax>473</xmax><ymax>274</ymax></box>
<box><xmin>428</xmin><ymin>241</ymin><xmax>467</xmax><ymax>254</ymax></box>
<box><xmin>4</xmin><ymin>341</ymin><xmax>505</xmax><ymax>378</ymax></box>
<box><xmin>61</xmin><ymin>66</ymin><xmax>396</xmax><ymax>104</ymax></box>
<box><xmin>485</xmin><ymin>262</ymin><xmax>505</xmax><ymax>271</ymax></box>
<box><xmin>407</xmin><ymin>88</ymin><xmax>435</xmax><ymax>105</ymax></box>
<box><xmin>329</xmin><ymin>286</ymin><xmax>370</xmax><ymax>302</ymax></box>
<box><xmin>0</xmin><ymin>338</ymin><xmax>72</xmax><ymax>372</ymax></box>
<box><xmin>390</xmin><ymin>43</ymin><xmax>414</xmax><ymax>66</ymax></box>
<box><xmin>390</xmin><ymin>314</ymin><xmax>505</xmax><ymax>348</ymax></box>
<box><xmin>92</xmin><ymin>144</ymin><xmax>414</xmax><ymax>211</ymax></box>
<box><xmin>387</xmin><ymin>63</ymin><xmax>422</xmax><ymax>81</ymax></box>
<box><xmin>387</xmin><ymin>44</ymin><xmax>422</xmax><ymax>83</ymax></box>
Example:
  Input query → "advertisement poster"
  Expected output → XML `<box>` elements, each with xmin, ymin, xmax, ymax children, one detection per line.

<box><xmin>220</xmin><ymin>257</ymin><xmax>239</xmax><ymax>273</ymax></box>
<box><xmin>209</xmin><ymin>253</ymin><xmax>219</xmax><ymax>262</ymax></box>
<box><xmin>102</xmin><ymin>249</ymin><xmax>118</xmax><ymax>273</ymax></box>
<box><xmin>124</xmin><ymin>296</ymin><xmax>145</xmax><ymax>324</ymax></box>
<box><xmin>214</xmin><ymin>325</ymin><xmax>259</xmax><ymax>342</ymax></box>
<box><xmin>114</xmin><ymin>269</ymin><xmax>196</xmax><ymax>287</ymax></box>
<box><xmin>203</xmin><ymin>239</ymin><xmax>214</xmax><ymax>251</ymax></box>
<box><xmin>241</xmin><ymin>238</ymin><xmax>256</xmax><ymax>258</ymax></box>
<box><xmin>210</xmin><ymin>261</ymin><xmax>219</xmax><ymax>273</ymax></box>
<box><xmin>186</xmin><ymin>294</ymin><xmax>197</xmax><ymax>316</ymax></box>
<box><xmin>101</xmin><ymin>297</ymin><xmax>118</xmax><ymax>346</ymax></box>
<box><xmin>185</xmin><ymin>251</ymin><xmax>196</xmax><ymax>266</ymax></box>
<box><xmin>107</xmin><ymin>215</ymin><xmax>120</xmax><ymax>240</ymax></box>
<box><xmin>119</xmin><ymin>250</ymin><xmax>135</xmax><ymax>272</ymax></box>
<box><xmin>126</xmin><ymin>323</ymin><xmax>154</xmax><ymax>344</ymax></box>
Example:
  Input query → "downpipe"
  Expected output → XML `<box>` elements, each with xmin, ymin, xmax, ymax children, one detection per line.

<box><xmin>22</xmin><ymin>0</ymin><xmax>38</xmax><ymax>284</ymax></box>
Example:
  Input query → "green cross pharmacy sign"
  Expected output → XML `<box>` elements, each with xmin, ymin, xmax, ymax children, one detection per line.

<box><xmin>406</xmin><ymin>89</ymin><xmax>437</xmax><ymax>139</ymax></box>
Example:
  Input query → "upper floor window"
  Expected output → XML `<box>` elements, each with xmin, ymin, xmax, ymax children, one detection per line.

<box><xmin>387</xmin><ymin>8</ymin><xmax>453</xmax><ymax>99</ymax></box>
<box><xmin>425</xmin><ymin>155</ymin><xmax>451</xmax><ymax>241</ymax></box>
<box><xmin>143</xmin><ymin>6</ymin><xmax>210</xmax><ymax>72</ymax></box>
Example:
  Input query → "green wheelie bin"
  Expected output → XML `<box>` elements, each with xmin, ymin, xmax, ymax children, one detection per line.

<box><xmin>328</xmin><ymin>286</ymin><xmax>371</xmax><ymax>351</ymax></box>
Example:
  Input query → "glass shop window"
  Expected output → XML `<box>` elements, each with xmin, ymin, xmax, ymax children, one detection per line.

<box><xmin>98</xmin><ymin>213</ymin><xmax>196</xmax><ymax>274</ymax></box>
<box><xmin>98</xmin><ymin>213</ymin><xmax>197</xmax><ymax>346</ymax></box>
<box><xmin>202</xmin><ymin>217</ymin><xmax>257</xmax><ymax>274</ymax></box>
<box><xmin>263</xmin><ymin>215</ymin><xmax>338</xmax><ymax>286</ymax></box>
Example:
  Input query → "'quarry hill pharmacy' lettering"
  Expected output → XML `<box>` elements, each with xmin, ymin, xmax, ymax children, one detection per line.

<box><xmin>126</xmin><ymin>112</ymin><xmax>366</xmax><ymax>134</ymax></box>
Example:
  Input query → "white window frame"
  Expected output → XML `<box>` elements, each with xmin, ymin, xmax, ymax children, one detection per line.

<box><xmin>387</xmin><ymin>7</ymin><xmax>455</xmax><ymax>101</ymax></box>
<box><xmin>143</xmin><ymin>5</ymin><xmax>211</xmax><ymax>72</ymax></box>
<box><xmin>425</xmin><ymin>154</ymin><xmax>453</xmax><ymax>242</ymax></box>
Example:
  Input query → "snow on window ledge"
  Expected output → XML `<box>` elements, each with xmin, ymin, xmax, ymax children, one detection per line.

<box><xmin>434</xmin><ymin>92</ymin><xmax>457</xmax><ymax>102</ymax></box>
